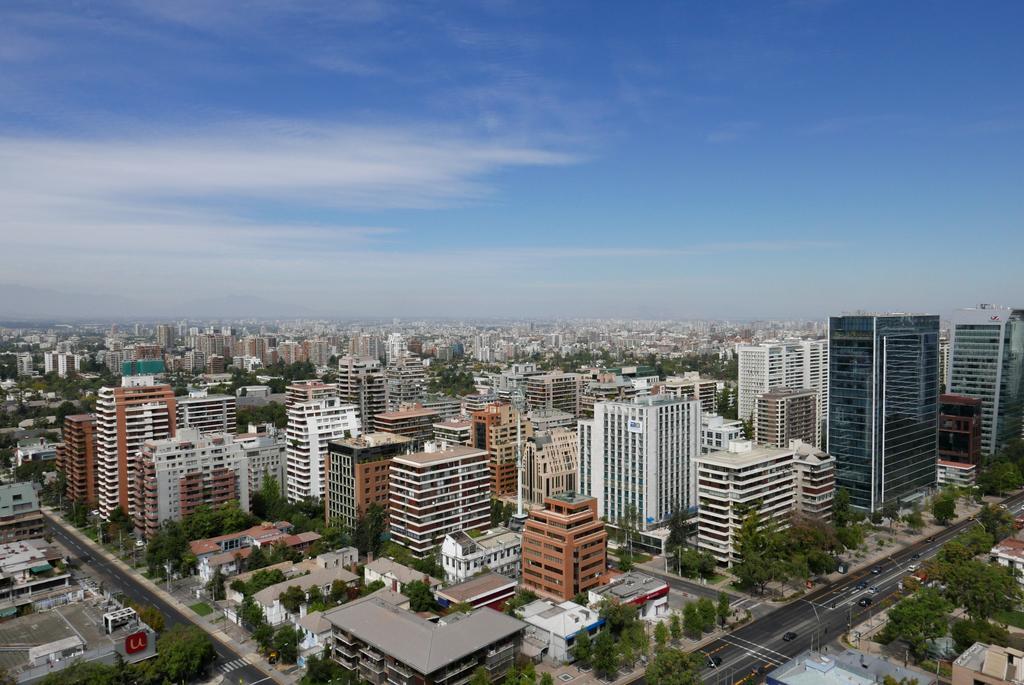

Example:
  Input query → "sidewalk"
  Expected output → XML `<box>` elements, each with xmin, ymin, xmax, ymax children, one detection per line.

<box><xmin>43</xmin><ymin>506</ymin><xmax>293</xmax><ymax>685</ymax></box>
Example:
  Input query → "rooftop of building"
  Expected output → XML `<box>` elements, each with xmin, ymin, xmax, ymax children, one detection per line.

<box><xmin>937</xmin><ymin>459</ymin><xmax>976</xmax><ymax>470</ymax></box>
<box><xmin>253</xmin><ymin>565</ymin><xmax>358</xmax><ymax>606</ymax></box>
<box><xmin>322</xmin><ymin>598</ymin><xmax>525</xmax><ymax>675</ymax></box>
<box><xmin>591</xmin><ymin>571</ymin><xmax>667</xmax><ymax>602</ymax></box>
<box><xmin>547</xmin><ymin>491</ymin><xmax>593</xmax><ymax>506</ymax></box>
<box><xmin>189</xmin><ymin>521</ymin><xmax>292</xmax><ymax>556</ymax></box>
<box><xmin>992</xmin><ymin>538</ymin><xmax>1024</xmax><ymax>561</ymax></box>
<box><xmin>445</xmin><ymin>527</ymin><xmax>520</xmax><ymax>553</ymax></box>
<box><xmin>758</xmin><ymin>386</ymin><xmax>816</xmax><ymax>399</ymax></box>
<box><xmin>435</xmin><ymin>572</ymin><xmax>517</xmax><ymax>604</ymax></box>
<box><xmin>333</xmin><ymin>431</ymin><xmax>413</xmax><ymax>448</ymax></box>
<box><xmin>0</xmin><ymin>539</ymin><xmax>63</xmax><ymax>576</ymax></box>
<box><xmin>365</xmin><ymin>557</ymin><xmax>442</xmax><ymax>588</ymax></box>
<box><xmin>392</xmin><ymin>445</ymin><xmax>485</xmax><ymax>466</ymax></box>
<box><xmin>702</xmin><ymin>414</ymin><xmax>744</xmax><ymax>428</ymax></box>
<box><xmin>789</xmin><ymin>439</ymin><xmax>834</xmax><ymax>464</ymax></box>
<box><xmin>433</xmin><ymin>418</ymin><xmax>472</xmax><ymax>429</ymax></box>
<box><xmin>954</xmin><ymin>642</ymin><xmax>1024</xmax><ymax>681</ymax></box>
<box><xmin>697</xmin><ymin>441</ymin><xmax>794</xmax><ymax>467</ymax></box>
<box><xmin>940</xmin><ymin>393</ymin><xmax>984</xmax><ymax>405</ymax></box>
<box><xmin>520</xmin><ymin>599</ymin><xmax>602</xmax><ymax>638</ymax></box>
<box><xmin>375</xmin><ymin>404</ymin><xmax>441</xmax><ymax>420</ymax></box>
<box><xmin>772</xmin><ymin>649</ymin><xmax>935</xmax><ymax>685</ymax></box>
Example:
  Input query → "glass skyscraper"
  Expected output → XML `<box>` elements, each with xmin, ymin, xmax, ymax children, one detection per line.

<box><xmin>828</xmin><ymin>314</ymin><xmax>940</xmax><ymax>511</ymax></box>
<box><xmin>948</xmin><ymin>305</ymin><xmax>1024</xmax><ymax>457</ymax></box>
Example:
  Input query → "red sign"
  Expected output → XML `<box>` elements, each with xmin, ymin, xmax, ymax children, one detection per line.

<box><xmin>125</xmin><ymin>631</ymin><xmax>148</xmax><ymax>654</ymax></box>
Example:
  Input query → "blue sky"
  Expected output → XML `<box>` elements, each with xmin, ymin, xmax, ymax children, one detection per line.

<box><xmin>1</xmin><ymin>1</ymin><xmax>1021</xmax><ymax>319</ymax></box>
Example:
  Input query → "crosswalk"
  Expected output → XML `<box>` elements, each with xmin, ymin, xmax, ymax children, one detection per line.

<box><xmin>218</xmin><ymin>658</ymin><xmax>248</xmax><ymax>673</ymax></box>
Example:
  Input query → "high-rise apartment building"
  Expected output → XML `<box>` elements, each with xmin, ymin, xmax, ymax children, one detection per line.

<box><xmin>579</xmin><ymin>395</ymin><xmax>701</xmax><ymax>529</ymax></box>
<box><xmin>701</xmin><ymin>414</ymin><xmax>745</xmax><ymax>454</ymax></box>
<box><xmin>659</xmin><ymin>373</ymin><xmax>718</xmax><ymax>414</ymax></box>
<box><xmin>385</xmin><ymin>355</ymin><xmax>426</xmax><ymax>410</ymax></box>
<box><xmin>56</xmin><ymin>414</ymin><xmax>97</xmax><ymax>505</ymax></box>
<box><xmin>14</xmin><ymin>352</ymin><xmax>33</xmax><ymax>376</ymax></box>
<box><xmin>325</xmin><ymin>432</ymin><xmax>412</xmax><ymax>529</ymax></box>
<box><xmin>133</xmin><ymin>429</ymin><xmax>250</xmax><ymax>539</ymax></box>
<box><xmin>524</xmin><ymin>428</ymin><xmax>578</xmax><ymax>505</ymax></box>
<box><xmin>754</xmin><ymin>387</ymin><xmax>818</xmax><ymax>448</ymax></box>
<box><xmin>0</xmin><ymin>483</ymin><xmax>45</xmax><ymax>543</ymax></box>
<box><xmin>791</xmin><ymin>439</ymin><xmax>836</xmax><ymax>521</ymax></box>
<box><xmin>336</xmin><ymin>355</ymin><xmax>388</xmax><ymax>427</ymax></box>
<box><xmin>938</xmin><ymin>394</ymin><xmax>984</xmax><ymax>465</ymax></box>
<box><xmin>155</xmin><ymin>324</ymin><xmax>174</xmax><ymax>351</ymax></box>
<box><xmin>520</xmin><ymin>493</ymin><xmax>607</xmax><ymax>602</ymax></box>
<box><xmin>95</xmin><ymin>376</ymin><xmax>177</xmax><ymax>518</ymax></box>
<box><xmin>43</xmin><ymin>352</ymin><xmax>81</xmax><ymax>378</ymax></box>
<box><xmin>373</xmin><ymin>405</ymin><xmax>440</xmax><ymax>451</ymax></box>
<box><xmin>736</xmin><ymin>340</ymin><xmax>828</xmax><ymax>424</ymax></box>
<box><xmin>285</xmin><ymin>381</ymin><xmax>361</xmax><ymax>502</ymax></box>
<box><xmin>234</xmin><ymin>425</ymin><xmax>287</xmax><ymax>496</ymax></box>
<box><xmin>828</xmin><ymin>314</ymin><xmax>939</xmax><ymax>511</ymax></box>
<box><xmin>948</xmin><ymin>304</ymin><xmax>1024</xmax><ymax>456</ymax></box>
<box><xmin>389</xmin><ymin>446</ymin><xmax>490</xmax><ymax>556</ymax></box>
<box><xmin>526</xmin><ymin>371</ymin><xmax>582</xmax><ymax>418</ymax></box>
<box><xmin>696</xmin><ymin>441</ymin><xmax>796</xmax><ymax>567</ymax></box>
<box><xmin>176</xmin><ymin>391</ymin><xmax>237</xmax><ymax>435</ymax></box>
<box><xmin>471</xmin><ymin>403</ymin><xmax>532</xmax><ymax>497</ymax></box>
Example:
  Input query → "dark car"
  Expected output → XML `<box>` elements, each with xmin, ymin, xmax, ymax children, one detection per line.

<box><xmin>706</xmin><ymin>654</ymin><xmax>722</xmax><ymax>668</ymax></box>
<box><xmin>854</xmin><ymin>580</ymin><xmax>868</xmax><ymax>590</ymax></box>
<box><xmin>783</xmin><ymin>631</ymin><xmax>798</xmax><ymax>641</ymax></box>
<box><xmin>926</xmin><ymin>536</ymin><xmax>935</xmax><ymax>543</ymax></box>
<box><xmin>858</xmin><ymin>597</ymin><xmax>873</xmax><ymax>607</ymax></box>
<box><xmin>871</xmin><ymin>566</ymin><xmax>882</xmax><ymax>574</ymax></box>
<box><xmin>911</xmin><ymin>552</ymin><xmax>921</xmax><ymax>560</ymax></box>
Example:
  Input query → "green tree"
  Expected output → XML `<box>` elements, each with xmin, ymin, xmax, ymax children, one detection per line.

<box><xmin>833</xmin><ymin>488</ymin><xmax>853</xmax><ymax>528</ymax></box>
<box><xmin>137</xmin><ymin>604</ymin><xmax>165</xmax><ymax>633</ymax></box>
<box><xmin>470</xmin><ymin>667</ymin><xmax>491</xmax><ymax>685</ymax></box>
<box><xmin>592</xmin><ymin>630</ymin><xmax>618</xmax><ymax>679</ymax></box>
<box><xmin>654</xmin><ymin>621</ymin><xmax>669</xmax><ymax>649</ymax></box>
<box><xmin>669</xmin><ymin>611</ymin><xmax>683</xmax><ymax>641</ymax></box>
<box><xmin>539</xmin><ymin>673</ymin><xmax>554</xmax><ymax>685</ymax></box>
<box><xmin>278</xmin><ymin>585</ymin><xmax>306</xmax><ymax>614</ymax></box>
<box><xmin>253</xmin><ymin>623</ymin><xmax>275</xmax><ymax>652</ymax></box>
<box><xmin>879</xmin><ymin>587</ymin><xmax>951</xmax><ymax>658</ymax></box>
<box><xmin>978</xmin><ymin>461</ymin><xmax>1023</xmax><ymax>496</ymax></box>
<box><xmin>353</xmin><ymin>502</ymin><xmax>388</xmax><ymax>557</ymax></box>
<box><xmin>572</xmin><ymin>628</ymin><xmax>592</xmax><ymax>664</ymax></box>
<box><xmin>696</xmin><ymin>597</ymin><xmax>716</xmax><ymax>632</ymax></box>
<box><xmin>645</xmin><ymin>648</ymin><xmax>704</xmax><ymax>685</ymax></box>
<box><xmin>881</xmin><ymin>500</ymin><xmax>901</xmax><ymax>531</ymax></box>
<box><xmin>206</xmin><ymin>567</ymin><xmax>226</xmax><ymax>601</ymax></box>
<box><xmin>952</xmin><ymin>617</ymin><xmax>1009</xmax><ymax>653</ymax></box>
<box><xmin>599</xmin><ymin>599</ymin><xmax>638</xmax><ymax>637</ymax></box>
<box><xmin>944</xmin><ymin>560</ymin><xmax>1020</xmax><ymax>620</ymax></box>
<box><xmin>404</xmin><ymin>580</ymin><xmax>437</xmax><ymax>612</ymax></box>
<box><xmin>273</xmin><ymin>625</ymin><xmax>300</xmax><ymax>664</ymax></box>
<box><xmin>903</xmin><ymin>506</ymin><xmax>925</xmax><ymax>533</ymax></box>
<box><xmin>151</xmin><ymin>625</ymin><xmax>217</xmax><ymax>683</ymax></box>
<box><xmin>931</xmin><ymin>494</ymin><xmax>957</xmax><ymax>525</ymax></box>
<box><xmin>683</xmin><ymin>603</ymin><xmax>703</xmax><ymax>638</ymax></box>
<box><xmin>716</xmin><ymin>591</ymin><xmax>731</xmax><ymax>627</ymax></box>
<box><xmin>978</xmin><ymin>504</ymin><xmax>1014</xmax><ymax>542</ymax></box>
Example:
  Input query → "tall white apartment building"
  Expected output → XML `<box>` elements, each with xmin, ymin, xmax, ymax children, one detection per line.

<box><xmin>736</xmin><ymin>340</ymin><xmax>828</xmax><ymax>422</ymax></box>
<box><xmin>385</xmin><ymin>354</ymin><xmax>426</xmax><ymax>410</ymax></box>
<box><xmin>95</xmin><ymin>376</ymin><xmax>177</xmax><ymax>518</ymax></box>
<box><xmin>695</xmin><ymin>440</ymin><xmax>796</xmax><ymax>567</ymax></box>
<box><xmin>14</xmin><ymin>352</ymin><xmax>33</xmax><ymax>376</ymax></box>
<box><xmin>176</xmin><ymin>390</ymin><xmax>237</xmax><ymax>435</ymax></box>
<box><xmin>385</xmin><ymin>333</ymin><xmax>406</xmax><ymax>365</ymax></box>
<box><xmin>234</xmin><ymin>425</ymin><xmax>287</xmax><ymax>496</ymax></box>
<box><xmin>336</xmin><ymin>355</ymin><xmax>387</xmax><ymax>427</ymax></box>
<box><xmin>133</xmin><ymin>429</ymin><xmax>250</xmax><ymax>539</ymax></box>
<box><xmin>43</xmin><ymin>352</ymin><xmax>82</xmax><ymax>377</ymax></box>
<box><xmin>579</xmin><ymin>395</ymin><xmax>701</xmax><ymax>529</ymax></box>
<box><xmin>285</xmin><ymin>381</ymin><xmax>360</xmax><ymax>502</ymax></box>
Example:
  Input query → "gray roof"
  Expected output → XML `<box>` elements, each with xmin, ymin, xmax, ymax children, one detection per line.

<box><xmin>365</xmin><ymin>557</ymin><xmax>442</xmax><ymax>588</ymax></box>
<box><xmin>253</xmin><ymin>566</ymin><xmax>358</xmax><ymax>606</ymax></box>
<box><xmin>324</xmin><ymin>598</ymin><xmax>525</xmax><ymax>675</ymax></box>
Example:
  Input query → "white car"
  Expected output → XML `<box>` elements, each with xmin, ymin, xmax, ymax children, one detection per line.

<box><xmin>907</xmin><ymin>563</ymin><xmax>919</xmax><ymax>572</ymax></box>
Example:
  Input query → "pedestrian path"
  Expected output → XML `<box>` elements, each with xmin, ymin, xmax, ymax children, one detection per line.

<box><xmin>218</xmin><ymin>658</ymin><xmax>250</xmax><ymax>674</ymax></box>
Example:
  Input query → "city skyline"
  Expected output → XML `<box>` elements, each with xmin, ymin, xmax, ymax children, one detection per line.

<box><xmin>2</xmin><ymin>2</ymin><xmax>1022</xmax><ymax>318</ymax></box>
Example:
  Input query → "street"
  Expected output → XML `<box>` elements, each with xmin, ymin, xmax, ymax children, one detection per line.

<box><xmin>43</xmin><ymin>511</ymin><xmax>276</xmax><ymax>685</ymax></box>
<box><xmin>694</xmin><ymin>490</ymin><xmax>1024</xmax><ymax>684</ymax></box>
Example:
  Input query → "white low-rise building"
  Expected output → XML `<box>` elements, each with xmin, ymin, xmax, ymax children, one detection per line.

<box><xmin>520</xmin><ymin>599</ymin><xmax>603</xmax><ymax>663</ymax></box>
<box><xmin>363</xmin><ymin>557</ymin><xmax>442</xmax><ymax>594</ymax></box>
<box><xmin>253</xmin><ymin>565</ymin><xmax>359</xmax><ymax>626</ymax></box>
<box><xmin>937</xmin><ymin>459</ymin><xmax>976</xmax><ymax>488</ymax></box>
<box><xmin>440</xmin><ymin>527</ymin><xmax>521</xmax><ymax>582</ymax></box>
<box><xmin>991</xmin><ymin>538</ymin><xmax>1024</xmax><ymax>585</ymax></box>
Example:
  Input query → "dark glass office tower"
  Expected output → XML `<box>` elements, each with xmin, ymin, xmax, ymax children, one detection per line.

<box><xmin>828</xmin><ymin>314</ymin><xmax>940</xmax><ymax>511</ymax></box>
<box><xmin>948</xmin><ymin>305</ymin><xmax>1024</xmax><ymax>457</ymax></box>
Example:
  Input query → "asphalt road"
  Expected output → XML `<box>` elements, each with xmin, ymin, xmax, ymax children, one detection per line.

<box><xmin>44</xmin><ymin>511</ymin><xmax>275</xmax><ymax>685</ymax></box>
<box><xmin>695</xmin><ymin>490</ymin><xmax>1024</xmax><ymax>685</ymax></box>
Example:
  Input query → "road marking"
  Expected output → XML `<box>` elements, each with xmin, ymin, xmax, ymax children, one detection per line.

<box><xmin>219</xmin><ymin>658</ymin><xmax>248</xmax><ymax>672</ymax></box>
<box><xmin>718</xmin><ymin>635</ymin><xmax>787</xmax><ymax>665</ymax></box>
